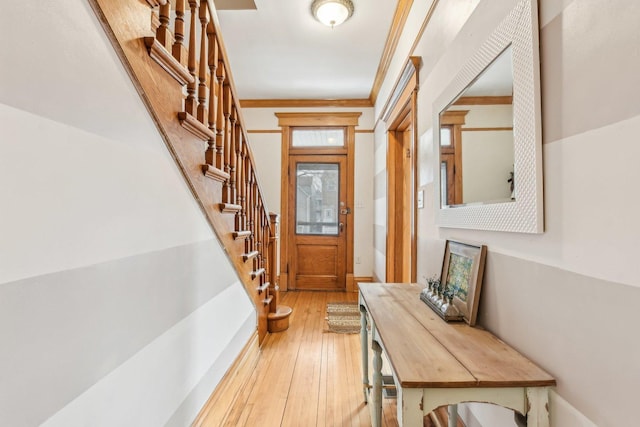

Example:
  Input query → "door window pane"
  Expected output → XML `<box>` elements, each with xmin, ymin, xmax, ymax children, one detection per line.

<box><xmin>296</xmin><ymin>163</ymin><xmax>339</xmax><ymax>235</ymax></box>
<box><xmin>292</xmin><ymin>129</ymin><xmax>345</xmax><ymax>147</ymax></box>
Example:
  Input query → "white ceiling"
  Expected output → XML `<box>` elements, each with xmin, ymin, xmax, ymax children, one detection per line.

<box><xmin>214</xmin><ymin>0</ymin><xmax>397</xmax><ymax>100</ymax></box>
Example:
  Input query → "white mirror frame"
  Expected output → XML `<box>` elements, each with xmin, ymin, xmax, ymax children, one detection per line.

<box><xmin>433</xmin><ymin>0</ymin><xmax>543</xmax><ymax>233</ymax></box>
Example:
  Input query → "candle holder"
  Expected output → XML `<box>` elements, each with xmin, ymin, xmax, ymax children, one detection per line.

<box><xmin>420</xmin><ymin>280</ymin><xmax>464</xmax><ymax>322</ymax></box>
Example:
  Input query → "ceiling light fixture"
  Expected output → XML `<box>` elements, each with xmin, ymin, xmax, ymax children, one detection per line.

<box><xmin>311</xmin><ymin>0</ymin><xmax>354</xmax><ymax>28</ymax></box>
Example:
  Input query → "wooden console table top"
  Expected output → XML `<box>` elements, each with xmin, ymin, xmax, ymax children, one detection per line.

<box><xmin>359</xmin><ymin>283</ymin><xmax>556</xmax><ymax>427</ymax></box>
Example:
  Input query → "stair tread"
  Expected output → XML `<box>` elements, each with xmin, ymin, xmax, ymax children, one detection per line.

<box><xmin>144</xmin><ymin>37</ymin><xmax>193</xmax><ymax>85</ymax></box>
<box><xmin>242</xmin><ymin>250</ymin><xmax>260</xmax><ymax>262</ymax></box>
<box><xmin>219</xmin><ymin>203</ymin><xmax>242</xmax><ymax>213</ymax></box>
<box><xmin>251</xmin><ymin>267</ymin><xmax>266</xmax><ymax>279</ymax></box>
<box><xmin>256</xmin><ymin>282</ymin><xmax>270</xmax><ymax>293</ymax></box>
<box><xmin>178</xmin><ymin>111</ymin><xmax>215</xmax><ymax>140</ymax></box>
<box><xmin>202</xmin><ymin>164</ymin><xmax>230</xmax><ymax>182</ymax></box>
<box><xmin>233</xmin><ymin>230</ymin><xmax>251</xmax><ymax>240</ymax></box>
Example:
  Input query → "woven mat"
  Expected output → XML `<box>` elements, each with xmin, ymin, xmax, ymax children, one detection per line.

<box><xmin>326</xmin><ymin>302</ymin><xmax>360</xmax><ymax>334</ymax></box>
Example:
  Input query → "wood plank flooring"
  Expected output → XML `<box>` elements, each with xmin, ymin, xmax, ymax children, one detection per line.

<box><xmin>212</xmin><ymin>291</ymin><xmax>400</xmax><ymax>427</ymax></box>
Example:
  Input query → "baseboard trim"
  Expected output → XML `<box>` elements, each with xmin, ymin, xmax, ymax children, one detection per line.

<box><xmin>351</xmin><ymin>276</ymin><xmax>374</xmax><ymax>292</ymax></box>
<box><xmin>191</xmin><ymin>332</ymin><xmax>260</xmax><ymax>427</ymax></box>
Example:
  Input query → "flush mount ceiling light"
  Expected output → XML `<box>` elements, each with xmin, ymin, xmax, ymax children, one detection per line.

<box><xmin>311</xmin><ymin>0</ymin><xmax>354</xmax><ymax>28</ymax></box>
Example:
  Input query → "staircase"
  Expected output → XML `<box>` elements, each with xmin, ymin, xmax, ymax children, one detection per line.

<box><xmin>89</xmin><ymin>0</ymin><xmax>291</xmax><ymax>344</ymax></box>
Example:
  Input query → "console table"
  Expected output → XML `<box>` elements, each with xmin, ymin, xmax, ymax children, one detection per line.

<box><xmin>359</xmin><ymin>283</ymin><xmax>555</xmax><ymax>427</ymax></box>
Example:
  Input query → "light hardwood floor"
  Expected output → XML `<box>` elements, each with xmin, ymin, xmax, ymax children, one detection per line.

<box><xmin>211</xmin><ymin>290</ymin><xmax>400</xmax><ymax>427</ymax></box>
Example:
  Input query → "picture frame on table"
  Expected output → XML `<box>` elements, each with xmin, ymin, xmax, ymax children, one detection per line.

<box><xmin>441</xmin><ymin>240</ymin><xmax>487</xmax><ymax>326</ymax></box>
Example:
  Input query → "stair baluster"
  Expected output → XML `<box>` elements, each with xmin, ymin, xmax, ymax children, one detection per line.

<box><xmin>222</xmin><ymin>84</ymin><xmax>232</xmax><ymax>203</ymax></box>
<box><xmin>205</xmin><ymin>23</ymin><xmax>218</xmax><ymax>167</ymax></box>
<box><xmin>236</xmin><ymin>135</ymin><xmax>245</xmax><ymax>230</ymax></box>
<box><xmin>172</xmin><ymin>0</ymin><xmax>186</xmax><ymax>65</ymax></box>
<box><xmin>229</xmin><ymin>108</ymin><xmax>238</xmax><ymax>205</ymax></box>
<box><xmin>197</xmin><ymin>1</ymin><xmax>209</xmax><ymax>124</ymax></box>
<box><xmin>241</xmin><ymin>143</ymin><xmax>249</xmax><ymax>231</ymax></box>
<box><xmin>156</xmin><ymin>2</ymin><xmax>172</xmax><ymax>49</ymax></box>
<box><xmin>184</xmin><ymin>0</ymin><xmax>199</xmax><ymax>116</ymax></box>
<box><xmin>215</xmin><ymin>63</ymin><xmax>226</xmax><ymax>171</ymax></box>
<box><xmin>248</xmin><ymin>170</ymin><xmax>256</xmax><ymax>253</ymax></box>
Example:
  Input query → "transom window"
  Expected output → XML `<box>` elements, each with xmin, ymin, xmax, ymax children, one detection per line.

<box><xmin>291</xmin><ymin>128</ymin><xmax>345</xmax><ymax>148</ymax></box>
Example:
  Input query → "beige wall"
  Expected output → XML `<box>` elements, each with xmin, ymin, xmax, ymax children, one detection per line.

<box><xmin>373</xmin><ymin>0</ymin><xmax>640</xmax><ymax>425</ymax></box>
<box><xmin>243</xmin><ymin>107</ymin><xmax>375</xmax><ymax>278</ymax></box>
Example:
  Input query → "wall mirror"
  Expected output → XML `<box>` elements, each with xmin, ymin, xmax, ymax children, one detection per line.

<box><xmin>433</xmin><ymin>0</ymin><xmax>543</xmax><ymax>233</ymax></box>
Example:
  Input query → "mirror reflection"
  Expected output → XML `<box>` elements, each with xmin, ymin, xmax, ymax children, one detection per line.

<box><xmin>439</xmin><ymin>45</ymin><xmax>514</xmax><ymax>207</ymax></box>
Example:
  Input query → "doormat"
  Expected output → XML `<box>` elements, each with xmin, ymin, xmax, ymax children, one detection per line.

<box><xmin>326</xmin><ymin>302</ymin><xmax>361</xmax><ymax>334</ymax></box>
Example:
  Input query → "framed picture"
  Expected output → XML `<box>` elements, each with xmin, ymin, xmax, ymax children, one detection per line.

<box><xmin>440</xmin><ymin>240</ymin><xmax>487</xmax><ymax>326</ymax></box>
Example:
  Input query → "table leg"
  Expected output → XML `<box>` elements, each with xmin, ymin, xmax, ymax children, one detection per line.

<box><xmin>372</xmin><ymin>340</ymin><xmax>383</xmax><ymax>427</ymax></box>
<box><xmin>526</xmin><ymin>387</ymin><xmax>550</xmax><ymax>427</ymax></box>
<box><xmin>448</xmin><ymin>404</ymin><xmax>458</xmax><ymax>427</ymax></box>
<box><xmin>360</xmin><ymin>304</ymin><xmax>369</xmax><ymax>403</ymax></box>
<box><xmin>398</xmin><ymin>387</ymin><xmax>423</xmax><ymax>426</ymax></box>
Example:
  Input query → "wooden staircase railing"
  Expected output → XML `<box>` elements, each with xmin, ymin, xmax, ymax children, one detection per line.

<box><xmin>90</xmin><ymin>0</ymin><xmax>291</xmax><ymax>344</ymax></box>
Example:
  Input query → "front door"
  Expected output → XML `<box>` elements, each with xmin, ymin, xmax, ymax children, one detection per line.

<box><xmin>288</xmin><ymin>155</ymin><xmax>347</xmax><ymax>290</ymax></box>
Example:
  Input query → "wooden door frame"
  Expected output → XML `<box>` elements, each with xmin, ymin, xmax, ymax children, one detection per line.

<box><xmin>276</xmin><ymin>113</ymin><xmax>361</xmax><ymax>292</ymax></box>
<box><xmin>380</xmin><ymin>57</ymin><xmax>421</xmax><ymax>283</ymax></box>
<box><xmin>440</xmin><ymin>111</ymin><xmax>468</xmax><ymax>205</ymax></box>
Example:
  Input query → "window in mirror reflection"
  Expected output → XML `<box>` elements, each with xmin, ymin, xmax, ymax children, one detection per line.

<box><xmin>439</xmin><ymin>45</ymin><xmax>515</xmax><ymax>207</ymax></box>
<box><xmin>439</xmin><ymin>118</ymin><xmax>463</xmax><ymax>205</ymax></box>
<box><xmin>440</xmin><ymin>127</ymin><xmax>452</xmax><ymax>147</ymax></box>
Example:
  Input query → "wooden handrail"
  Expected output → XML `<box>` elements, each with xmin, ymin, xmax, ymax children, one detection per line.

<box><xmin>203</xmin><ymin>0</ymin><xmax>271</xmax><ymax>214</ymax></box>
<box><xmin>144</xmin><ymin>0</ymin><xmax>273</xmax><ymax>223</ymax></box>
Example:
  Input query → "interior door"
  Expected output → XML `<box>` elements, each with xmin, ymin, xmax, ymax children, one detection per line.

<box><xmin>288</xmin><ymin>155</ymin><xmax>347</xmax><ymax>290</ymax></box>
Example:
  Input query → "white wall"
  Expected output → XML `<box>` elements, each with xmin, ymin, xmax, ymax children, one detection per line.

<box><xmin>0</xmin><ymin>104</ymin><xmax>212</xmax><ymax>284</ymax></box>
<box><xmin>373</xmin><ymin>0</ymin><xmax>640</xmax><ymax>425</ymax></box>
<box><xmin>243</xmin><ymin>107</ymin><xmax>375</xmax><ymax>278</ymax></box>
<box><xmin>0</xmin><ymin>1</ymin><xmax>255</xmax><ymax>425</ymax></box>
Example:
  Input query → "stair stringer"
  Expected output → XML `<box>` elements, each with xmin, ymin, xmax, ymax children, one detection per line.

<box><xmin>88</xmin><ymin>0</ymin><xmax>270</xmax><ymax>344</ymax></box>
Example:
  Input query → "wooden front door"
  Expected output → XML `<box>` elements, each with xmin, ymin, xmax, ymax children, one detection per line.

<box><xmin>288</xmin><ymin>155</ymin><xmax>347</xmax><ymax>290</ymax></box>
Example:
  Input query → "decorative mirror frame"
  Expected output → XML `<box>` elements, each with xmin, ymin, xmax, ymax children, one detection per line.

<box><xmin>433</xmin><ymin>0</ymin><xmax>543</xmax><ymax>233</ymax></box>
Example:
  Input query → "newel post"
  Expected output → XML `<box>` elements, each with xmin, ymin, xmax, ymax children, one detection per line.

<box><xmin>268</xmin><ymin>213</ymin><xmax>280</xmax><ymax>313</ymax></box>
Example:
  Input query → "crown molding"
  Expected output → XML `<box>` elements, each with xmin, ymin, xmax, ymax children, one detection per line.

<box><xmin>369</xmin><ymin>0</ymin><xmax>414</xmax><ymax>105</ymax></box>
<box><xmin>240</xmin><ymin>99</ymin><xmax>372</xmax><ymax>108</ymax></box>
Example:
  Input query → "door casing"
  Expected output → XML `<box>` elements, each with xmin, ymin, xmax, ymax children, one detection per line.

<box><xmin>381</xmin><ymin>57</ymin><xmax>421</xmax><ymax>284</ymax></box>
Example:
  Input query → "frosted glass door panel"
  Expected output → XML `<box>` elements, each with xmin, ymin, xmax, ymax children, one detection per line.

<box><xmin>296</xmin><ymin>163</ymin><xmax>339</xmax><ymax>235</ymax></box>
